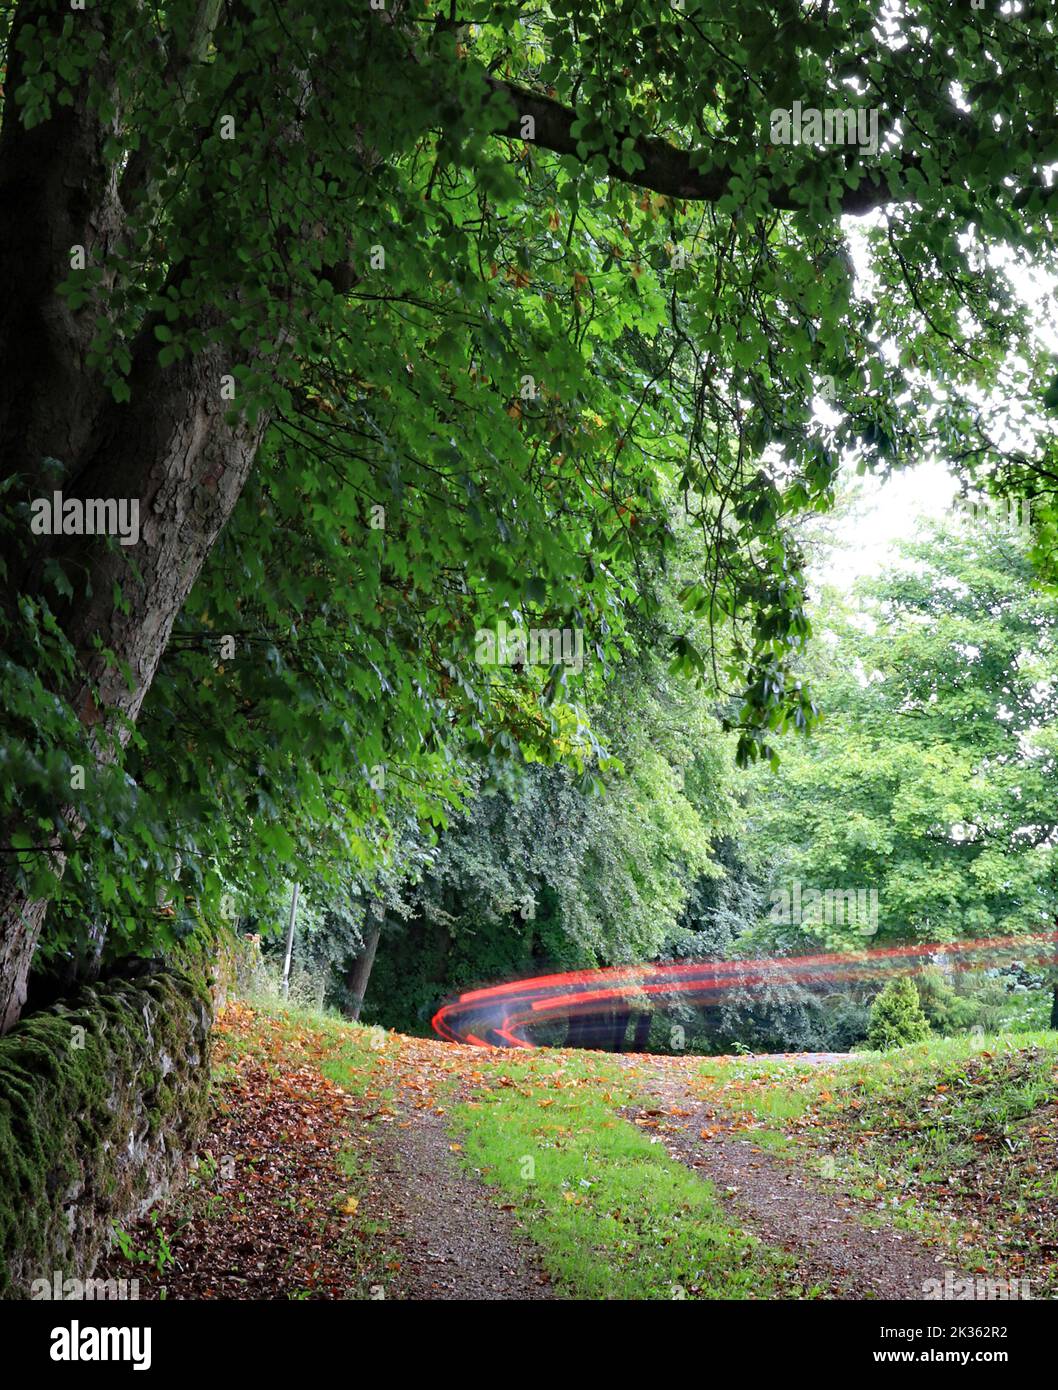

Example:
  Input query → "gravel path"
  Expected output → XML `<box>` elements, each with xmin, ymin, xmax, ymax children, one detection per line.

<box><xmin>622</xmin><ymin>1053</ymin><xmax>967</xmax><ymax>1300</ymax></box>
<box><xmin>357</xmin><ymin>1095</ymin><xmax>556</xmax><ymax>1301</ymax></box>
<box><xmin>359</xmin><ymin>1045</ymin><xmax>968</xmax><ymax>1301</ymax></box>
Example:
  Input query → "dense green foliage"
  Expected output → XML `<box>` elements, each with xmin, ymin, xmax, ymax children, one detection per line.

<box><xmin>749</xmin><ymin>518</ymin><xmax>1058</xmax><ymax>951</ymax></box>
<box><xmin>335</xmin><ymin>515</ymin><xmax>1058</xmax><ymax>1049</ymax></box>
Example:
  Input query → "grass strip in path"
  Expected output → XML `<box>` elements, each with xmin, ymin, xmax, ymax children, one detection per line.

<box><xmin>446</xmin><ymin>1049</ymin><xmax>800</xmax><ymax>1299</ymax></box>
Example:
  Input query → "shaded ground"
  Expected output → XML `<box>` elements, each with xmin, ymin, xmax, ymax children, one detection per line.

<box><xmin>97</xmin><ymin>1045</ymin><xmax>372</xmax><ymax>1299</ymax></box>
<box><xmin>99</xmin><ymin>1004</ymin><xmax>554</xmax><ymax>1300</ymax></box>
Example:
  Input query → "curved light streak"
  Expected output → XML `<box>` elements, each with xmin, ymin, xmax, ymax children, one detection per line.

<box><xmin>431</xmin><ymin>930</ymin><xmax>1058</xmax><ymax>1048</ymax></box>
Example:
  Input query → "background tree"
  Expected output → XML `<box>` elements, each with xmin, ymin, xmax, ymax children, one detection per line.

<box><xmin>742</xmin><ymin>515</ymin><xmax>1058</xmax><ymax>1032</ymax></box>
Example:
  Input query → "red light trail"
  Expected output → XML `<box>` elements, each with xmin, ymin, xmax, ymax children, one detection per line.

<box><xmin>430</xmin><ymin>930</ymin><xmax>1058</xmax><ymax>1048</ymax></box>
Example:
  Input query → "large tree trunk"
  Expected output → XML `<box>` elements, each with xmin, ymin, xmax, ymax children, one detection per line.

<box><xmin>1050</xmin><ymin>983</ymin><xmax>1058</xmax><ymax>1031</ymax></box>
<box><xmin>0</xmin><ymin>190</ymin><xmax>270</xmax><ymax>1031</ymax></box>
<box><xmin>0</xmin><ymin>2</ymin><xmax>276</xmax><ymax>1031</ymax></box>
<box><xmin>0</xmin><ymin>3</ymin><xmax>122</xmax><ymax>515</ymax></box>
<box><xmin>346</xmin><ymin>901</ymin><xmax>384</xmax><ymax>1022</ymax></box>
<box><xmin>0</xmin><ymin>333</ymin><xmax>269</xmax><ymax>1029</ymax></box>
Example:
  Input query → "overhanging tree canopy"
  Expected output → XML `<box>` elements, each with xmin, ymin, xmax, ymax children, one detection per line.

<box><xmin>2</xmin><ymin>0</ymin><xmax>1057</xmax><ymax>1029</ymax></box>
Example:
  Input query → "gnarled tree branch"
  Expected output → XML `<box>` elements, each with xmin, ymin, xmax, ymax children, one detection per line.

<box><xmin>486</xmin><ymin>77</ymin><xmax>918</xmax><ymax>217</ymax></box>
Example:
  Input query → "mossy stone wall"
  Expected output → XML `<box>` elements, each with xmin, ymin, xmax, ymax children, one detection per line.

<box><xmin>0</xmin><ymin>970</ymin><xmax>211</xmax><ymax>1298</ymax></box>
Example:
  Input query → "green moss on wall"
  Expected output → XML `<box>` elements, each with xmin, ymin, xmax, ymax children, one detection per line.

<box><xmin>0</xmin><ymin>970</ymin><xmax>211</xmax><ymax>1299</ymax></box>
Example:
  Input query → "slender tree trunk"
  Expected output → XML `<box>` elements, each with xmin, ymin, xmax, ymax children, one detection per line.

<box><xmin>346</xmin><ymin>900</ymin><xmax>384</xmax><ymax>1022</ymax></box>
<box><xmin>281</xmin><ymin>883</ymin><xmax>300</xmax><ymax>1000</ymax></box>
<box><xmin>1050</xmin><ymin>982</ymin><xmax>1058</xmax><ymax>1030</ymax></box>
<box><xmin>609</xmin><ymin>1007</ymin><xmax>631</xmax><ymax>1052</ymax></box>
<box><xmin>632</xmin><ymin>1011</ymin><xmax>652</xmax><ymax>1052</ymax></box>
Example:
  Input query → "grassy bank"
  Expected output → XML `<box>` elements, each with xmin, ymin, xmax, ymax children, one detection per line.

<box><xmin>102</xmin><ymin>1001</ymin><xmax>1058</xmax><ymax>1300</ymax></box>
<box><xmin>688</xmin><ymin>1032</ymin><xmax>1058</xmax><ymax>1293</ymax></box>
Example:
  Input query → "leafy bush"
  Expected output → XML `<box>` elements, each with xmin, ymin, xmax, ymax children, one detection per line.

<box><xmin>867</xmin><ymin>977</ymin><xmax>932</xmax><ymax>1050</ymax></box>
